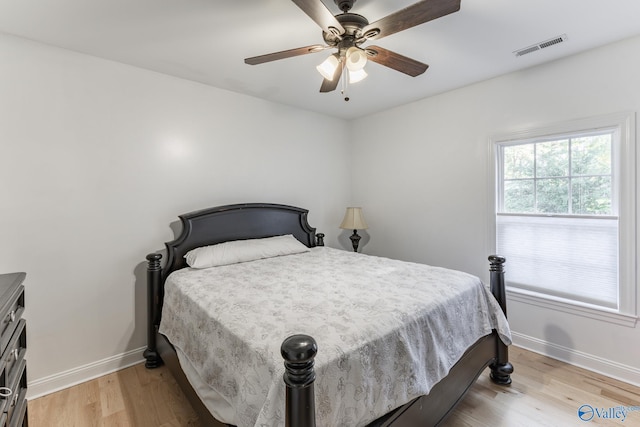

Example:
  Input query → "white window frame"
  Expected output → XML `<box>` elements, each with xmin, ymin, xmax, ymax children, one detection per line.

<box><xmin>488</xmin><ymin>112</ymin><xmax>637</xmax><ymax>327</ymax></box>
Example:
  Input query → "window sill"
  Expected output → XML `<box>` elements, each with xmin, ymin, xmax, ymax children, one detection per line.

<box><xmin>506</xmin><ymin>287</ymin><xmax>638</xmax><ymax>328</ymax></box>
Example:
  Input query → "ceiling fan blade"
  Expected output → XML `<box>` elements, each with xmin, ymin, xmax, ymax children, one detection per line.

<box><xmin>319</xmin><ymin>61</ymin><xmax>344</xmax><ymax>92</ymax></box>
<box><xmin>245</xmin><ymin>45</ymin><xmax>327</xmax><ymax>65</ymax></box>
<box><xmin>362</xmin><ymin>0</ymin><xmax>460</xmax><ymax>41</ymax></box>
<box><xmin>365</xmin><ymin>46</ymin><xmax>429</xmax><ymax>77</ymax></box>
<box><xmin>292</xmin><ymin>0</ymin><xmax>345</xmax><ymax>35</ymax></box>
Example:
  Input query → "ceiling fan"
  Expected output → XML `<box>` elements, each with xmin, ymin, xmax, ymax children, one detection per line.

<box><xmin>244</xmin><ymin>0</ymin><xmax>461</xmax><ymax>96</ymax></box>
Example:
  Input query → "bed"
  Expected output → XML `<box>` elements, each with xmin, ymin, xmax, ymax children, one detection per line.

<box><xmin>144</xmin><ymin>203</ymin><xmax>513</xmax><ymax>426</ymax></box>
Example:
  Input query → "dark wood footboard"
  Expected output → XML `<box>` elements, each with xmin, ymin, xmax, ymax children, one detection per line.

<box><xmin>281</xmin><ymin>335</ymin><xmax>318</xmax><ymax>427</ymax></box>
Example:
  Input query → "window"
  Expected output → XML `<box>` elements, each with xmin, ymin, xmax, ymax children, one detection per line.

<box><xmin>502</xmin><ymin>133</ymin><xmax>613</xmax><ymax>216</ymax></box>
<box><xmin>491</xmin><ymin>112</ymin><xmax>636</xmax><ymax>320</ymax></box>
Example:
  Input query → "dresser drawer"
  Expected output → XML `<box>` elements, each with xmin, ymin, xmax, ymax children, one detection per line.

<box><xmin>8</xmin><ymin>388</ymin><xmax>26</xmax><ymax>427</ymax></box>
<box><xmin>0</xmin><ymin>320</ymin><xmax>26</xmax><ymax>392</ymax></box>
<box><xmin>3</xmin><ymin>360</ymin><xmax>26</xmax><ymax>427</ymax></box>
<box><xmin>0</xmin><ymin>287</ymin><xmax>24</xmax><ymax>357</ymax></box>
<box><xmin>0</xmin><ymin>320</ymin><xmax>26</xmax><ymax>417</ymax></box>
<box><xmin>0</xmin><ymin>274</ymin><xmax>26</xmax><ymax>427</ymax></box>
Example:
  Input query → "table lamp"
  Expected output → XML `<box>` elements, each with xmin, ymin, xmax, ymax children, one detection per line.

<box><xmin>339</xmin><ymin>207</ymin><xmax>368</xmax><ymax>252</ymax></box>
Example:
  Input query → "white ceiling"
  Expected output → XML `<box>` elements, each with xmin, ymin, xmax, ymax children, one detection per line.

<box><xmin>2</xmin><ymin>0</ymin><xmax>640</xmax><ymax>119</ymax></box>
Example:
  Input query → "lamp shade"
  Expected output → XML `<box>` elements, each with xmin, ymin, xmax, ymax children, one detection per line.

<box><xmin>340</xmin><ymin>207</ymin><xmax>368</xmax><ymax>230</ymax></box>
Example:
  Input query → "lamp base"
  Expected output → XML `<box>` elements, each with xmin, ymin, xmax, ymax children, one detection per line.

<box><xmin>349</xmin><ymin>230</ymin><xmax>361</xmax><ymax>252</ymax></box>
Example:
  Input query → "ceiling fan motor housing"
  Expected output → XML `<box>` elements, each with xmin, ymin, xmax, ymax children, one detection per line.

<box><xmin>323</xmin><ymin>12</ymin><xmax>369</xmax><ymax>46</ymax></box>
<box><xmin>334</xmin><ymin>0</ymin><xmax>356</xmax><ymax>12</ymax></box>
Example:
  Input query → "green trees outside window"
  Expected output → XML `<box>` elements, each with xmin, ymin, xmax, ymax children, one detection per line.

<box><xmin>503</xmin><ymin>133</ymin><xmax>612</xmax><ymax>216</ymax></box>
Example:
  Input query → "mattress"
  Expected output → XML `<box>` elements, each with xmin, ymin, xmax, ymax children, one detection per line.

<box><xmin>159</xmin><ymin>247</ymin><xmax>512</xmax><ymax>427</ymax></box>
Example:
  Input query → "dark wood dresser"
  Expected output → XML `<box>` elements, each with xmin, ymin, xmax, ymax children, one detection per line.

<box><xmin>0</xmin><ymin>273</ymin><xmax>27</xmax><ymax>427</ymax></box>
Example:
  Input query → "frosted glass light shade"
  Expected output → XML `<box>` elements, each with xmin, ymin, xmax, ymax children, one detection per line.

<box><xmin>316</xmin><ymin>54</ymin><xmax>340</xmax><ymax>80</ymax></box>
<box><xmin>340</xmin><ymin>207</ymin><xmax>368</xmax><ymax>230</ymax></box>
<box><xmin>348</xmin><ymin>68</ymin><xmax>368</xmax><ymax>83</ymax></box>
<box><xmin>346</xmin><ymin>47</ymin><xmax>368</xmax><ymax>71</ymax></box>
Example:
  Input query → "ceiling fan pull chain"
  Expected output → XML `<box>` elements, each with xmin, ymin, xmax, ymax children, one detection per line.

<box><xmin>341</xmin><ymin>64</ymin><xmax>350</xmax><ymax>101</ymax></box>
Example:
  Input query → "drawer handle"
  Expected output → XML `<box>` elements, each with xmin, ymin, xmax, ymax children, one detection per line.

<box><xmin>12</xmin><ymin>348</ymin><xmax>19</xmax><ymax>361</ymax></box>
<box><xmin>7</xmin><ymin>311</ymin><xmax>15</xmax><ymax>323</ymax></box>
<box><xmin>0</xmin><ymin>387</ymin><xmax>12</xmax><ymax>398</ymax></box>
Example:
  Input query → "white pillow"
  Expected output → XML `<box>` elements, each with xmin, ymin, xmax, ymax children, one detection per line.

<box><xmin>184</xmin><ymin>234</ymin><xmax>310</xmax><ymax>268</ymax></box>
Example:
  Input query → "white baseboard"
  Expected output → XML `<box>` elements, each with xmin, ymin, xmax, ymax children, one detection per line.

<box><xmin>511</xmin><ymin>331</ymin><xmax>640</xmax><ymax>387</ymax></box>
<box><xmin>27</xmin><ymin>347</ymin><xmax>146</xmax><ymax>400</ymax></box>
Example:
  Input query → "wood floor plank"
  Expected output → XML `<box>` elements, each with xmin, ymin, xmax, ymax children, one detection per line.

<box><xmin>98</xmin><ymin>372</ymin><xmax>127</xmax><ymax>419</ymax></box>
<box><xmin>28</xmin><ymin>347</ymin><xmax>640</xmax><ymax>426</ymax></box>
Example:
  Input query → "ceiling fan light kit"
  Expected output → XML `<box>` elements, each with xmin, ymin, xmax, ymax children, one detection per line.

<box><xmin>317</xmin><ymin>47</ymin><xmax>367</xmax><ymax>84</ymax></box>
<box><xmin>244</xmin><ymin>0</ymin><xmax>461</xmax><ymax>98</ymax></box>
<box><xmin>345</xmin><ymin>46</ymin><xmax>367</xmax><ymax>71</ymax></box>
<box><xmin>316</xmin><ymin>54</ymin><xmax>341</xmax><ymax>80</ymax></box>
<box><xmin>348</xmin><ymin>68</ymin><xmax>367</xmax><ymax>83</ymax></box>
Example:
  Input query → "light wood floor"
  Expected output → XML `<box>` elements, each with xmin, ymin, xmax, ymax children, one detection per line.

<box><xmin>28</xmin><ymin>346</ymin><xmax>640</xmax><ymax>426</ymax></box>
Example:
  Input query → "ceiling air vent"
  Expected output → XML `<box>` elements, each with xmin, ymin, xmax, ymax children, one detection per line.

<box><xmin>514</xmin><ymin>34</ymin><xmax>567</xmax><ymax>57</ymax></box>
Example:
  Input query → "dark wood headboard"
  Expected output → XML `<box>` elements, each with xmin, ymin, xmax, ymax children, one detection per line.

<box><xmin>161</xmin><ymin>202</ymin><xmax>321</xmax><ymax>280</ymax></box>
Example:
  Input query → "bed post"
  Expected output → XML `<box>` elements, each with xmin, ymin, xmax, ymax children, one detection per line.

<box><xmin>281</xmin><ymin>334</ymin><xmax>318</xmax><ymax>427</ymax></box>
<box><xmin>488</xmin><ymin>255</ymin><xmax>513</xmax><ymax>385</ymax></box>
<box><xmin>144</xmin><ymin>253</ymin><xmax>163</xmax><ymax>368</ymax></box>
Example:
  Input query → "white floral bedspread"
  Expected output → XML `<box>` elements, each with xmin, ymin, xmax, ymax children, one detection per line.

<box><xmin>159</xmin><ymin>247</ymin><xmax>511</xmax><ymax>427</ymax></box>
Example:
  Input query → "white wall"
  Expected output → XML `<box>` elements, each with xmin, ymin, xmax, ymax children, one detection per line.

<box><xmin>0</xmin><ymin>34</ymin><xmax>351</xmax><ymax>396</ymax></box>
<box><xmin>351</xmin><ymin>35</ymin><xmax>640</xmax><ymax>385</ymax></box>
